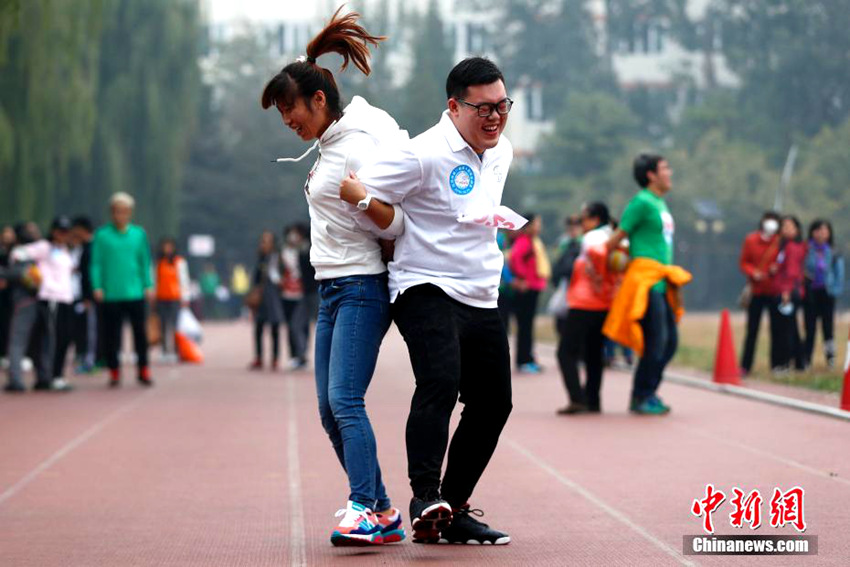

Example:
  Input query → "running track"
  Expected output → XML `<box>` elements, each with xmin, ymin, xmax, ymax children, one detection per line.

<box><xmin>1</xmin><ymin>321</ymin><xmax>847</xmax><ymax>566</ymax></box>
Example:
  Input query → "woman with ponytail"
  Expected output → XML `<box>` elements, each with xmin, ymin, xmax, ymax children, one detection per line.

<box><xmin>261</xmin><ymin>6</ymin><xmax>407</xmax><ymax>547</ymax></box>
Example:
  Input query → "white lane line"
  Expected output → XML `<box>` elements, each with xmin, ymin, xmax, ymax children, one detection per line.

<box><xmin>287</xmin><ymin>375</ymin><xmax>306</xmax><ymax>567</ymax></box>
<box><xmin>674</xmin><ymin>424</ymin><xmax>850</xmax><ymax>489</ymax></box>
<box><xmin>506</xmin><ymin>438</ymin><xmax>697</xmax><ymax>567</ymax></box>
<box><xmin>0</xmin><ymin>389</ymin><xmax>155</xmax><ymax>506</ymax></box>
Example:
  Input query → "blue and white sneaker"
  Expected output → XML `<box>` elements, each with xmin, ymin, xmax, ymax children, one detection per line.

<box><xmin>330</xmin><ymin>501</ymin><xmax>384</xmax><ymax>547</ymax></box>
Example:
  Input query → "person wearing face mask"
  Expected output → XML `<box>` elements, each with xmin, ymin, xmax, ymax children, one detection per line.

<box><xmin>340</xmin><ymin>57</ymin><xmax>516</xmax><ymax>545</ymax></box>
<box><xmin>739</xmin><ymin>211</ymin><xmax>782</xmax><ymax>375</ymax></box>
<box><xmin>261</xmin><ymin>7</ymin><xmax>407</xmax><ymax>547</ymax></box>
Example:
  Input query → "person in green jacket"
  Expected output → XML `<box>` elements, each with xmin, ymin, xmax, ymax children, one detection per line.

<box><xmin>91</xmin><ymin>192</ymin><xmax>154</xmax><ymax>387</ymax></box>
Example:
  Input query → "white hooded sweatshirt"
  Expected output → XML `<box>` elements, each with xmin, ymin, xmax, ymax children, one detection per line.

<box><xmin>302</xmin><ymin>96</ymin><xmax>407</xmax><ymax>280</ymax></box>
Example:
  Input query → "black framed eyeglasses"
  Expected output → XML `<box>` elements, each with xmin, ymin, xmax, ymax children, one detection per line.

<box><xmin>456</xmin><ymin>97</ymin><xmax>513</xmax><ymax>118</ymax></box>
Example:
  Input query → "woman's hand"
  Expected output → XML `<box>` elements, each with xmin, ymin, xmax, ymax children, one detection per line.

<box><xmin>339</xmin><ymin>171</ymin><xmax>367</xmax><ymax>205</ymax></box>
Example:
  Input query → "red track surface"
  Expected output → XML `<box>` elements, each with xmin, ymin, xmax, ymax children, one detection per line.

<box><xmin>1</xmin><ymin>321</ymin><xmax>847</xmax><ymax>566</ymax></box>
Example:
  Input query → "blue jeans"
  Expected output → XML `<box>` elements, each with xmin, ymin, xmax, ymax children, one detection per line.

<box><xmin>632</xmin><ymin>290</ymin><xmax>678</xmax><ymax>403</ymax></box>
<box><xmin>314</xmin><ymin>273</ymin><xmax>392</xmax><ymax>511</ymax></box>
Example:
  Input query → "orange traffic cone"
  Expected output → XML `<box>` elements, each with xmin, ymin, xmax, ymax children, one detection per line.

<box><xmin>176</xmin><ymin>332</ymin><xmax>204</xmax><ymax>364</ymax></box>
<box><xmin>841</xmin><ymin>329</ymin><xmax>850</xmax><ymax>411</ymax></box>
<box><xmin>713</xmin><ymin>309</ymin><xmax>741</xmax><ymax>385</ymax></box>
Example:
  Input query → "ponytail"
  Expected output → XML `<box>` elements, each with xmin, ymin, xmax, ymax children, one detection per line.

<box><xmin>261</xmin><ymin>5</ymin><xmax>385</xmax><ymax>117</ymax></box>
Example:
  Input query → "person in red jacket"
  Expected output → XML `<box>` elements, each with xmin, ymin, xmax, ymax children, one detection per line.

<box><xmin>773</xmin><ymin>216</ymin><xmax>807</xmax><ymax>371</ymax></box>
<box><xmin>739</xmin><ymin>212</ymin><xmax>781</xmax><ymax>374</ymax></box>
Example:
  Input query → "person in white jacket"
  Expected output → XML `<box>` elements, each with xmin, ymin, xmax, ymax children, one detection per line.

<box><xmin>261</xmin><ymin>7</ymin><xmax>406</xmax><ymax>547</ymax></box>
<box><xmin>4</xmin><ymin>217</ymin><xmax>75</xmax><ymax>392</ymax></box>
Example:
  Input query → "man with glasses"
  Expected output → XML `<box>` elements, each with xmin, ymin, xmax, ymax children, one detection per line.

<box><xmin>338</xmin><ymin>57</ymin><xmax>514</xmax><ymax>545</ymax></box>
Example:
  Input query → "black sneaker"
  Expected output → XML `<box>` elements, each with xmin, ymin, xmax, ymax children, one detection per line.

<box><xmin>137</xmin><ymin>377</ymin><xmax>154</xmax><ymax>387</ymax></box>
<box><xmin>32</xmin><ymin>381</ymin><xmax>52</xmax><ymax>391</ymax></box>
<box><xmin>3</xmin><ymin>383</ymin><xmax>26</xmax><ymax>393</ymax></box>
<box><xmin>438</xmin><ymin>505</ymin><xmax>510</xmax><ymax>545</ymax></box>
<box><xmin>409</xmin><ymin>496</ymin><xmax>452</xmax><ymax>543</ymax></box>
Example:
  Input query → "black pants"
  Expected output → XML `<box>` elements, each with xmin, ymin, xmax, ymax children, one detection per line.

<box><xmin>804</xmin><ymin>288</ymin><xmax>835</xmax><ymax>365</ymax></box>
<box><xmin>513</xmin><ymin>290</ymin><xmax>540</xmax><ymax>366</ymax></box>
<box><xmin>0</xmin><ymin>290</ymin><xmax>11</xmax><ymax>359</ymax></box>
<box><xmin>102</xmin><ymin>300</ymin><xmax>149</xmax><ymax>371</ymax></box>
<box><xmin>557</xmin><ymin>310</ymin><xmax>607</xmax><ymax>409</ymax></box>
<box><xmin>254</xmin><ymin>319</ymin><xmax>280</xmax><ymax>362</ymax></box>
<box><xmin>776</xmin><ymin>299</ymin><xmax>805</xmax><ymax>370</ymax></box>
<box><xmin>392</xmin><ymin>284</ymin><xmax>512</xmax><ymax>508</ymax></box>
<box><xmin>632</xmin><ymin>290</ymin><xmax>678</xmax><ymax>403</ymax></box>
<box><xmin>497</xmin><ymin>292</ymin><xmax>513</xmax><ymax>333</ymax></box>
<box><xmin>740</xmin><ymin>294</ymin><xmax>780</xmax><ymax>373</ymax></box>
<box><xmin>51</xmin><ymin>302</ymin><xmax>77</xmax><ymax>379</ymax></box>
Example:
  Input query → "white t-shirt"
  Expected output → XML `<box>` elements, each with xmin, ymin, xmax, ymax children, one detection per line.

<box><xmin>356</xmin><ymin>111</ymin><xmax>513</xmax><ymax>308</ymax></box>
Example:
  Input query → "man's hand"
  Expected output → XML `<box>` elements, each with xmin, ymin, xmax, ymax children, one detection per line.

<box><xmin>752</xmin><ymin>269</ymin><xmax>764</xmax><ymax>282</ymax></box>
<box><xmin>93</xmin><ymin>289</ymin><xmax>104</xmax><ymax>303</ymax></box>
<box><xmin>144</xmin><ymin>289</ymin><xmax>154</xmax><ymax>303</ymax></box>
<box><xmin>339</xmin><ymin>171</ymin><xmax>368</xmax><ymax>205</ymax></box>
<box><xmin>0</xmin><ymin>279</ymin><xmax>6</xmax><ymax>290</ymax></box>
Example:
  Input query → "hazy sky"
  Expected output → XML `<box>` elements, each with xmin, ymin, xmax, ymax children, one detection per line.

<box><xmin>204</xmin><ymin>0</ymin><xmax>453</xmax><ymax>25</ymax></box>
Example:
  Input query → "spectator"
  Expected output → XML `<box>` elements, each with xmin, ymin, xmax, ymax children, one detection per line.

<box><xmin>773</xmin><ymin>215</ymin><xmax>807</xmax><ymax>372</ymax></box>
<box><xmin>496</xmin><ymin>231</ymin><xmax>516</xmax><ymax>332</ymax></box>
<box><xmin>739</xmin><ymin>211</ymin><xmax>782</xmax><ymax>375</ymax></box>
<box><xmin>804</xmin><ymin>219</ymin><xmax>844</xmax><ymax>368</ymax></box>
<box><xmin>557</xmin><ymin>203</ymin><xmax>615</xmax><ymax>414</ymax></box>
<box><xmin>280</xmin><ymin>224</ymin><xmax>311</xmax><ymax>370</ymax></box>
<box><xmin>154</xmin><ymin>238</ymin><xmax>190</xmax><ymax>363</ymax></box>
<box><xmin>509</xmin><ymin>213</ymin><xmax>551</xmax><ymax>374</ymax></box>
<box><xmin>5</xmin><ymin>217</ymin><xmax>75</xmax><ymax>392</ymax></box>
<box><xmin>70</xmin><ymin>216</ymin><xmax>96</xmax><ymax>373</ymax></box>
<box><xmin>249</xmin><ymin>230</ymin><xmax>283</xmax><ymax>371</ymax></box>
<box><xmin>230</xmin><ymin>263</ymin><xmax>251</xmax><ymax>318</ymax></box>
<box><xmin>0</xmin><ymin>225</ymin><xmax>16</xmax><ymax>367</ymax></box>
<box><xmin>199</xmin><ymin>263</ymin><xmax>221</xmax><ymax>320</ymax></box>
<box><xmin>91</xmin><ymin>192</ymin><xmax>154</xmax><ymax>387</ymax></box>
<box><xmin>606</xmin><ymin>153</ymin><xmax>689</xmax><ymax>415</ymax></box>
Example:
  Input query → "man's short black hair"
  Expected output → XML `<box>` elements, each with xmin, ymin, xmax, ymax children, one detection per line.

<box><xmin>446</xmin><ymin>57</ymin><xmax>505</xmax><ymax>100</ymax></box>
<box><xmin>72</xmin><ymin>216</ymin><xmax>93</xmax><ymax>233</ymax></box>
<box><xmin>633</xmin><ymin>153</ymin><xmax>665</xmax><ymax>189</ymax></box>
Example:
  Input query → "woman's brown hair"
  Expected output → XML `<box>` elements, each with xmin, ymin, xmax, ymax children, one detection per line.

<box><xmin>261</xmin><ymin>6</ymin><xmax>385</xmax><ymax>117</ymax></box>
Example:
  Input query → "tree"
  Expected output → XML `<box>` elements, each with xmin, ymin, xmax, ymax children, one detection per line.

<box><xmin>539</xmin><ymin>91</ymin><xmax>638</xmax><ymax>179</ymax></box>
<box><xmin>716</xmin><ymin>0</ymin><xmax>850</xmax><ymax>156</ymax></box>
<box><xmin>398</xmin><ymin>0</ymin><xmax>454</xmax><ymax>136</ymax></box>
<box><xmin>498</xmin><ymin>0</ymin><xmax>613</xmax><ymax>116</ymax></box>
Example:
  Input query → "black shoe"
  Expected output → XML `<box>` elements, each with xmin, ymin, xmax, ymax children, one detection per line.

<box><xmin>410</xmin><ymin>496</ymin><xmax>452</xmax><ymax>543</ymax></box>
<box><xmin>33</xmin><ymin>381</ymin><xmax>52</xmax><ymax>391</ymax></box>
<box><xmin>556</xmin><ymin>403</ymin><xmax>588</xmax><ymax>415</ymax></box>
<box><xmin>438</xmin><ymin>505</ymin><xmax>510</xmax><ymax>545</ymax></box>
<box><xmin>137</xmin><ymin>377</ymin><xmax>154</xmax><ymax>387</ymax></box>
<box><xmin>4</xmin><ymin>383</ymin><xmax>26</xmax><ymax>393</ymax></box>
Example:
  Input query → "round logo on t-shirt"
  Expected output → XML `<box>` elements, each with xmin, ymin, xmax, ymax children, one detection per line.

<box><xmin>449</xmin><ymin>165</ymin><xmax>475</xmax><ymax>195</ymax></box>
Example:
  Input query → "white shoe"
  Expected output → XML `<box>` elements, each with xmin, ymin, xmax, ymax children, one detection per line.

<box><xmin>330</xmin><ymin>501</ymin><xmax>383</xmax><ymax>546</ymax></box>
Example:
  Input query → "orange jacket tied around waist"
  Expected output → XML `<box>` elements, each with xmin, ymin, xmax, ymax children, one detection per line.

<box><xmin>602</xmin><ymin>257</ymin><xmax>693</xmax><ymax>356</ymax></box>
